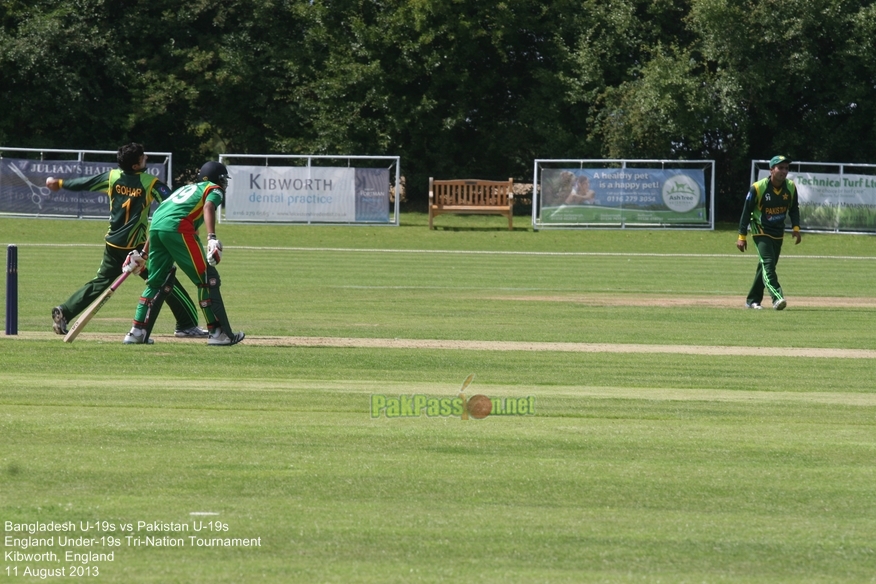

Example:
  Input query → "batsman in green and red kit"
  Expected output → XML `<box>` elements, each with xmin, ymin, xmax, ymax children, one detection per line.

<box><xmin>48</xmin><ymin>143</ymin><xmax>204</xmax><ymax>337</ymax></box>
<box><xmin>736</xmin><ymin>155</ymin><xmax>802</xmax><ymax>310</ymax></box>
<box><xmin>124</xmin><ymin>161</ymin><xmax>245</xmax><ymax>346</ymax></box>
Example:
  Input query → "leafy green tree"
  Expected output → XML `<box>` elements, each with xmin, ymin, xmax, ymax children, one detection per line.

<box><xmin>0</xmin><ymin>1</ymin><xmax>132</xmax><ymax>149</ymax></box>
<box><xmin>2</xmin><ymin>0</ymin><xmax>875</xmax><ymax>216</ymax></box>
<box><xmin>266</xmin><ymin>0</ymin><xmax>604</xmax><ymax>198</ymax></box>
<box><xmin>685</xmin><ymin>0</ymin><xmax>876</xmax><ymax>215</ymax></box>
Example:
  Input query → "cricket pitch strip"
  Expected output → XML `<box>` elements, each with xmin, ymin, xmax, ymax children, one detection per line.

<box><xmin>6</xmin><ymin>332</ymin><xmax>876</xmax><ymax>359</ymax></box>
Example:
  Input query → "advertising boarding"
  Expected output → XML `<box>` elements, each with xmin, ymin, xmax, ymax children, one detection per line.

<box><xmin>0</xmin><ymin>158</ymin><xmax>168</xmax><ymax>217</ymax></box>
<box><xmin>756</xmin><ymin>169</ymin><xmax>876</xmax><ymax>231</ymax></box>
<box><xmin>225</xmin><ymin>166</ymin><xmax>390</xmax><ymax>223</ymax></box>
<box><xmin>540</xmin><ymin>168</ymin><xmax>708</xmax><ymax>225</ymax></box>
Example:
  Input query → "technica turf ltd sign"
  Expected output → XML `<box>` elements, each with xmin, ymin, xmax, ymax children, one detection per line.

<box><xmin>225</xmin><ymin>165</ymin><xmax>389</xmax><ymax>223</ymax></box>
<box><xmin>756</xmin><ymin>168</ymin><xmax>876</xmax><ymax>231</ymax></box>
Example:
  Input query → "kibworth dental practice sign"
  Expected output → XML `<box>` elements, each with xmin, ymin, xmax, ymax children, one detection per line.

<box><xmin>225</xmin><ymin>166</ymin><xmax>389</xmax><ymax>223</ymax></box>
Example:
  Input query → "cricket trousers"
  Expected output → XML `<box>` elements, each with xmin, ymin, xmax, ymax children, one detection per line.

<box><xmin>135</xmin><ymin>230</ymin><xmax>219</xmax><ymax>327</ymax></box>
<box><xmin>747</xmin><ymin>235</ymin><xmax>785</xmax><ymax>305</ymax></box>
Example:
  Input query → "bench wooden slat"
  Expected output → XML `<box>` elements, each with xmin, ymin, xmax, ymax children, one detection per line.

<box><xmin>429</xmin><ymin>178</ymin><xmax>514</xmax><ymax>230</ymax></box>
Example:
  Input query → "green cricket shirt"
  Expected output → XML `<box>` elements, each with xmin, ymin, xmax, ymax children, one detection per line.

<box><xmin>738</xmin><ymin>177</ymin><xmax>800</xmax><ymax>239</ymax></box>
<box><xmin>61</xmin><ymin>170</ymin><xmax>172</xmax><ymax>249</ymax></box>
<box><xmin>149</xmin><ymin>182</ymin><xmax>224</xmax><ymax>234</ymax></box>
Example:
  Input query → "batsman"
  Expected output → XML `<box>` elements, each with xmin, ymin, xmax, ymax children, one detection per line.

<box><xmin>124</xmin><ymin>161</ymin><xmax>245</xmax><ymax>346</ymax></box>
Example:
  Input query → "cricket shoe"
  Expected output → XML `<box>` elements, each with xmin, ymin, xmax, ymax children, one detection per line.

<box><xmin>174</xmin><ymin>326</ymin><xmax>209</xmax><ymax>338</ymax></box>
<box><xmin>52</xmin><ymin>306</ymin><xmax>68</xmax><ymax>335</ymax></box>
<box><xmin>208</xmin><ymin>328</ymin><xmax>245</xmax><ymax>346</ymax></box>
<box><xmin>123</xmin><ymin>327</ymin><xmax>154</xmax><ymax>345</ymax></box>
<box><xmin>773</xmin><ymin>298</ymin><xmax>787</xmax><ymax>311</ymax></box>
<box><xmin>745</xmin><ymin>302</ymin><xmax>762</xmax><ymax>309</ymax></box>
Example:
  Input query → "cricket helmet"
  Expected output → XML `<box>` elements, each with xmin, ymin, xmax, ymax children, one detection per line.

<box><xmin>198</xmin><ymin>161</ymin><xmax>229</xmax><ymax>190</ymax></box>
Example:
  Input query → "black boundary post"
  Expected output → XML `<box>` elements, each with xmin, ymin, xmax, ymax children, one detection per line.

<box><xmin>6</xmin><ymin>244</ymin><xmax>18</xmax><ymax>335</ymax></box>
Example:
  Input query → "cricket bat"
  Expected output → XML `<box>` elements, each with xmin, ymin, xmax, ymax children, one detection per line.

<box><xmin>63</xmin><ymin>270</ymin><xmax>132</xmax><ymax>343</ymax></box>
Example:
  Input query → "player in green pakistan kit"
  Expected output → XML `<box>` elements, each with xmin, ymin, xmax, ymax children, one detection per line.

<box><xmin>124</xmin><ymin>161</ymin><xmax>245</xmax><ymax>346</ymax></box>
<box><xmin>736</xmin><ymin>155</ymin><xmax>802</xmax><ymax>310</ymax></box>
<box><xmin>47</xmin><ymin>143</ymin><xmax>205</xmax><ymax>337</ymax></box>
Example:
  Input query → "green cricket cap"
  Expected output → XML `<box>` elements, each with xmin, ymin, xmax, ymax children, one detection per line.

<box><xmin>769</xmin><ymin>155</ymin><xmax>791</xmax><ymax>168</ymax></box>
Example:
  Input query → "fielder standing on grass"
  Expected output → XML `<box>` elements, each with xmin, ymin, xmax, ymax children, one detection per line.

<box><xmin>47</xmin><ymin>142</ymin><xmax>206</xmax><ymax>338</ymax></box>
<box><xmin>123</xmin><ymin>161</ymin><xmax>245</xmax><ymax>346</ymax></box>
<box><xmin>737</xmin><ymin>155</ymin><xmax>801</xmax><ymax>310</ymax></box>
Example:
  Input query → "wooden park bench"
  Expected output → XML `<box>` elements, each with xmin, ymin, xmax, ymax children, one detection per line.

<box><xmin>428</xmin><ymin>178</ymin><xmax>514</xmax><ymax>230</ymax></box>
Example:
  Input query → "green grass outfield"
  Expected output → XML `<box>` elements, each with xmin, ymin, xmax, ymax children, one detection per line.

<box><xmin>1</xmin><ymin>214</ymin><xmax>876</xmax><ymax>582</ymax></box>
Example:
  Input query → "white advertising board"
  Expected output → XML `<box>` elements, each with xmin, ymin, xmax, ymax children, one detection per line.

<box><xmin>225</xmin><ymin>165</ymin><xmax>389</xmax><ymax>223</ymax></box>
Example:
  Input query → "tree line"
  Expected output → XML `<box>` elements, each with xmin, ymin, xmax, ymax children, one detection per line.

<box><xmin>2</xmin><ymin>0</ymin><xmax>874</xmax><ymax>219</ymax></box>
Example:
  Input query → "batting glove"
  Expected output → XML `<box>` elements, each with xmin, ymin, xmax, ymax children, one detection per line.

<box><xmin>123</xmin><ymin>250</ymin><xmax>147</xmax><ymax>274</ymax></box>
<box><xmin>207</xmin><ymin>238</ymin><xmax>222</xmax><ymax>266</ymax></box>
